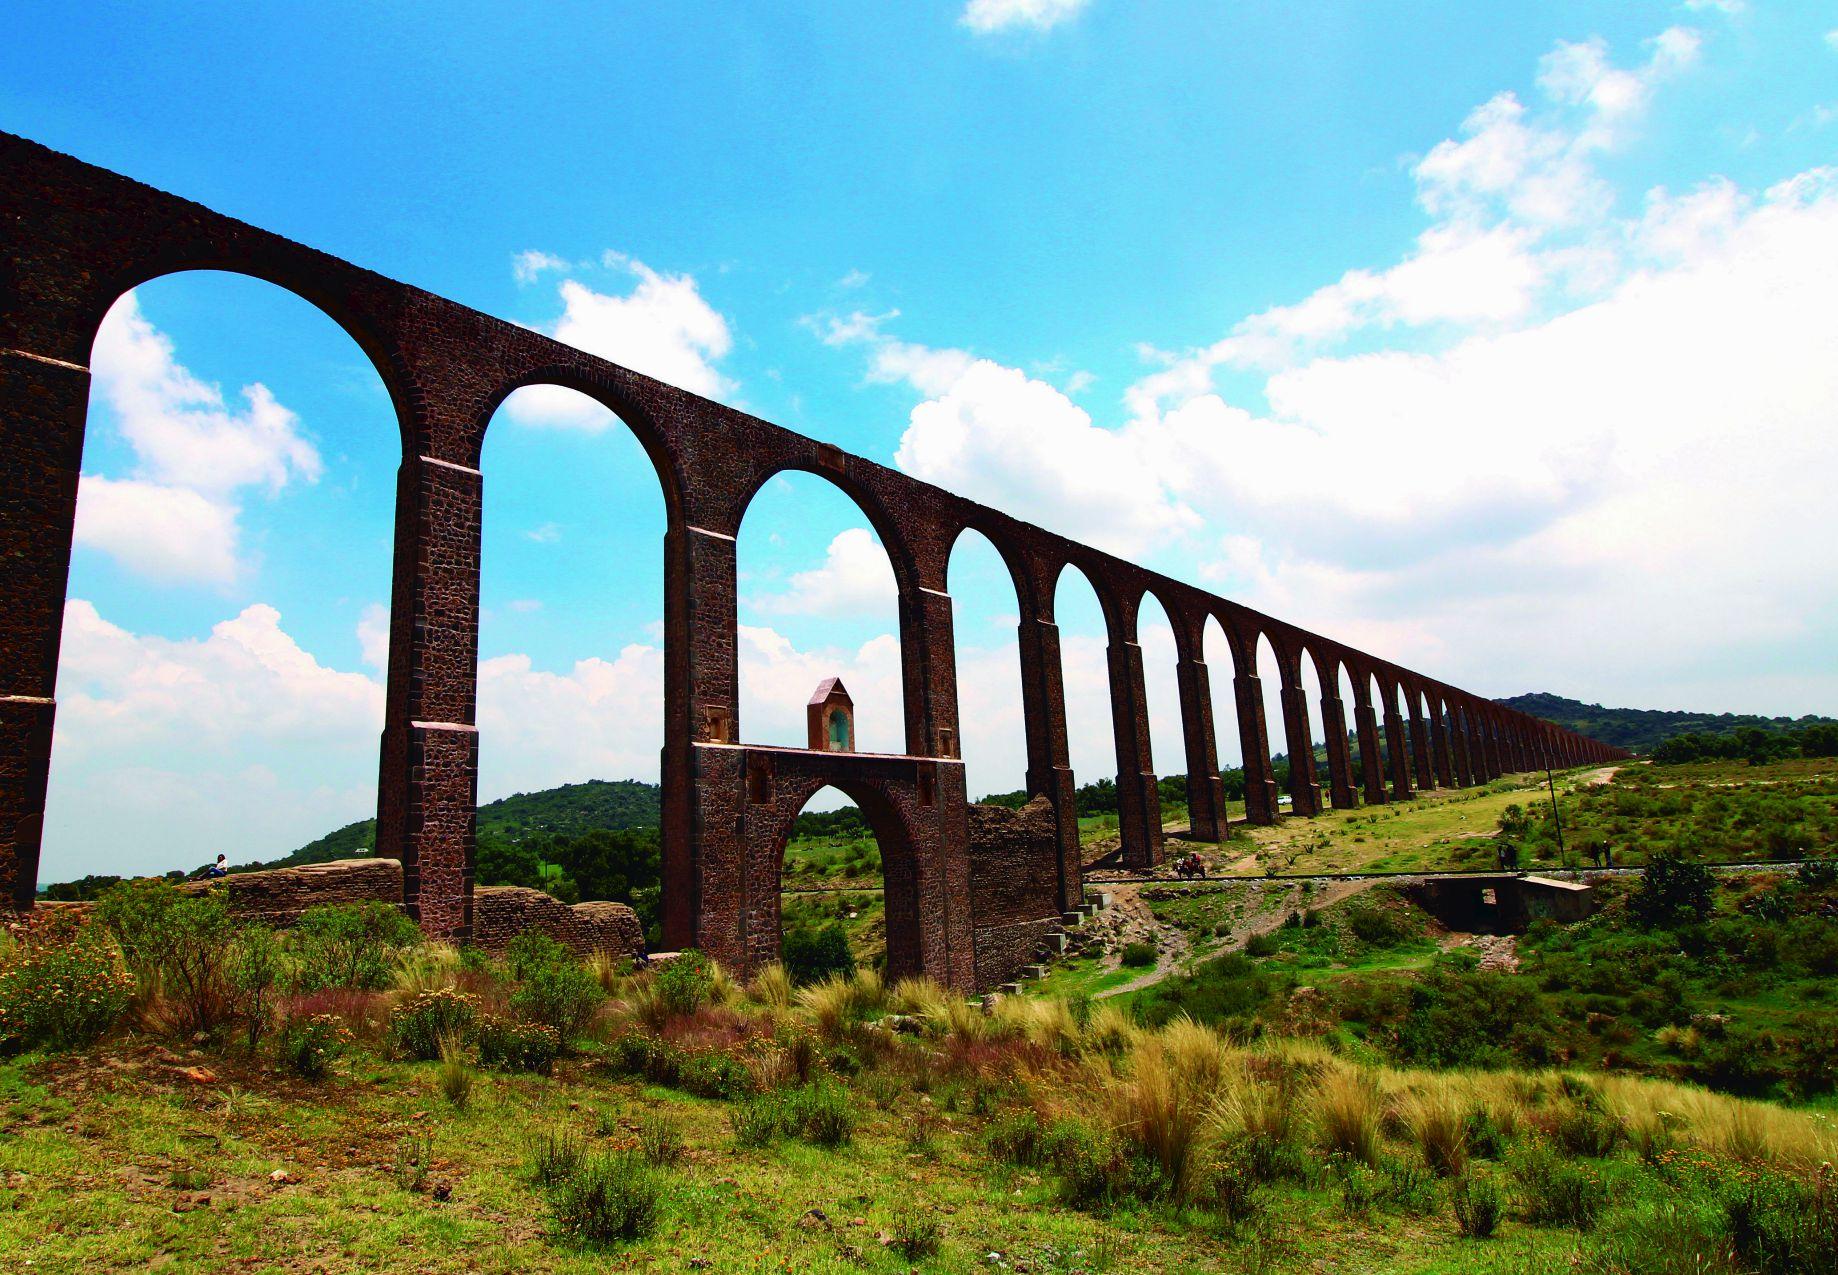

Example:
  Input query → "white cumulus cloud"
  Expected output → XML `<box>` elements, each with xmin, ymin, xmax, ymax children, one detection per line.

<box><xmin>960</xmin><ymin>0</ymin><xmax>1090</xmax><ymax>35</ymax></box>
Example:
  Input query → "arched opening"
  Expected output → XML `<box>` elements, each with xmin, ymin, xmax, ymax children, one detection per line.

<box><xmin>473</xmin><ymin>384</ymin><xmax>668</xmax><ymax>941</ymax></box>
<box><xmin>1254</xmin><ymin>633</ymin><xmax>1290</xmax><ymax>812</ymax></box>
<box><xmin>736</xmin><ymin>472</ymin><xmax>904</xmax><ymax>768</ymax></box>
<box><xmin>945</xmin><ymin>528</ymin><xmax>1026</xmax><ymax>804</ymax></box>
<box><xmin>1052</xmin><ymin>564</ymin><xmax>1122</xmax><ymax>851</ymax></box>
<box><xmin>1138</xmin><ymin>592</ymin><xmax>1184</xmax><ymax>828</ymax></box>
<box><xmin>772</xmin><ymin>781</ymin><xmax>924</xmax><ymax>983</ymax></box>
<box><xmin>1339</xmin><ymin>662</ymin><xmax>1365</xmax><ymax>801</ymax></box>
<box><xmin>40</xmin><ymin>273</ymin><xmax>398</xmax><ymax>899</ymax></box>
<box><xmin>1367</xmin><ymin>672</ymin><xmax>1394</xmax><ymax>799</ymax></box>
<box><xmin>1203</xmin><ymin>616</ymin><xmax>1247</xmax><ymax>821</ymax></box>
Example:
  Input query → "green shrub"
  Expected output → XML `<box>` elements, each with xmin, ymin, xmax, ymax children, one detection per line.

<box><xmin>228</xmin><ymin>925</ymin><xmax>284</xmax><ymax>1052</ymax></box>
<box><xmin>653</xmin><ymin>950</ymin><xmax>716</xmax><ymax>1019</ymax></box>
<box><xmin>675</xmin><ymin>1049</ymin><xmax>752</xmax><ymax>1100</ymax></box>
<box><xmin>509</xmin><ymin>956</ymin><xmax>604</xmax><ymax>1047</ymax></box>
<box><xmin>781</xmin><ymin>921</ymin><xmax>855</xmax><ymax>986</ymax></box>
<box><xmin>476</xmin><ymin>1016</ymin><xmax>560</xmax><ymax>1073</ymax></box>
<box><xmin>1452</xmin><ymin>1172</ymin><xmax>1502</xmax><ymax>1239</ymax></box>
<box><xmin>505</xmin><ymin>932</ymin><xmax>571</xmax><ymax>981</ymax></box>
<box><xmin>1042</xmin><ymin>1118</ymin><xmax>1122</xmax><ymax>1208</ymax></box>
<box><xmin>0</xmin><ymin>917</ymin><xmax>133</xmax><ymax>1052</ymax></box>
<box><xmin>292</xmin><ymin>902</ymin><xmax>421</xmax><ymax>991</ymax></box>
<box><xmin>527</xmin><ymin>1127</ymin><xmax>585</xmax><ymax>1188</ymax></box>
<box><xmin>1552</xmin><ymin>1102</ymin><xmax>1624</xmax><ymax>1158</ymax></box>
<box><xmin>1632</xmin><ymin>853</ymin><xmax>1716</xmax><ymax>928</ymax></box>
<box><xmin>1462</xmin><ymin>1106</ymin><xmax>1508</xmax><ymax>1161</ymax></box>
<box><xmin>786</xmin><ymin>1080</ymin><xmax>854</xmax><ymax>1147</ymax></box>
<box><xmin>1380</xmin><ymin>1160</ymin><xmax>1440</xmax><ymax>1216</ymax></box>
<box><xmin>1120</xmin><ymin>942</ymin><xmax>1158</xmax><ymax>968</ymax></box>
<box><xmin>389</xmin><ymin>988</ymin><xmax>481</xmax><ymax>1061</ymax></box>
<box><xmin>729</xmin><ymin>1093</ymin><xmax>784</xmax><ymax>1147</ymax></box>
<box><xmin>277</xmin><ymin>1012</ymin><xmax>352</xmax><ymax>1079</ymax></box>
<box><xmin>1512</xmin><ymin>1145</ymin><xmax>1604</xmax><ymax>1230</ymax></box>
<box><xmin>985</xmin><ymin>1108</ymin><xmax>1047</xmax><ymax>1166</ymax></box>
<box><xmin>438</xmin><ymin>1042</ymin><xmax>474</xmax><ymax>1109</ymax></box>
<box><xmin>1197</xmin><ymin>1151</ymin><xmax>1263</xmax><ymax>1231</ymax></box>
<box><xmin>1244</xmin><ymin>931</ymin><xmax>1280</xmax><ymax>957</ymax></box>
<box><xmin>1347</xmin><ymin>903</ymin><xmax>1415</xmax><ymax>949</ymax></box>
<box><xmin>636</xmin><ymin>1111</ymin><xmax>684</xmax><ymax>1167</ymax></box>
<box><xmin>887</xmin><ymin>1207</ymin><xmax>941</xmax><ymax>1260</ymax></box>
<box><xmin>1721</xmin><ymin>1168</ymin><xmax>1838</xmax><ymax>1275</ymax></box>
<box><xmin>96</xmin><ymin>879</ymin><xmax>236</xmax><ymax>1032</ymax></box>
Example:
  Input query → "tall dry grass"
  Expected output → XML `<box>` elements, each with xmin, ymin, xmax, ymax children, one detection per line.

<box><xmin>1316</xmin><ymin>1071</ymin><xmax>1384</xmax><ymax>1167</ymax></box>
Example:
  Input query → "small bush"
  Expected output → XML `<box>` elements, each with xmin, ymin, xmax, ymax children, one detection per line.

<box><xmin>787</xmin><ymin>1080</ymin><xmax>855</xmax><ymax>1147</ymax></box>
<box><xmin>986</xmin><ymin>1108</ymin><xmax>1047</xmax><ymax>1166</ymax></box>
<box><xmin>277</xmin><ymin>1012</ymin><xmax>352</xmax><ymax>1079</ymax></box>
<box><xmin>1197</xmin><ymin>1153</ymin><xmax>1262</xmax><ymax>1231</ymax></box>
<box><xmin>1721</xmin><ymin>1167</ymin><xmax>1838</xmax><ymax>1275</ymax></box>
<box><xmin>675</xmin><ymin>1048</ymin><xmax>753</xmax><ymax>1100</ymax></box>
<box><xmin>438</xmin><ymin>1040</ymin><xmax>474</xmax><ymax>1109</ymax></box>
<box><xmin>510</xmin><ymin>956</ymin><xmax>605</xmax><ymax>1048</ymax></box>
<box><xmin>1551</xmin><ymin>1101</ymin><xmax>1623</xmax><ymax>1159</ymax></box>
<box><xmin>96</xmin><ymin>879</ymin><xmax>236</xmax><ymax>1033</ymax></box>
<box><xmin>0</xmin><ymin>917</ymin><xmax>133</xmax><ymax>1052</ymax></box>
<box><xmin>636</xmin><ymin>1111</ymin><xmax>684</xmax><ymax>1167</ymax></box>
<box><xmin>505</xmin><ymin>932</ymin><xmax>571</xmax><ymax>981</ymax></box>
<box><xmin>1244</xmin><ymin>931</ymin><xmax>1280</xmax><ymax>957</ymax></box>
<box><xmin>1380</xmin><ymin>1160</ymin><xmax>1441</xmax><ymax>1216</ymax></box>
<box><xmin>1120</xmin><ymin>942</ymin><xmax>1158</xmax><ymax>968</ymax></box>
<box><xmin>887</xmin><ymin>1207</ymin><xmax>941</xmax><ymax>1260</ymax></box>
<box><xmin>527</xmin><ymin>1128</ymin><xmax>586</xmax><ymax>1188</ymax></box>
<box><xmin>394</xmin><ymin>1132</ymin><xmax>434</xmax><ymax>1192</ymax></box>
<box><xmin>781</xmin><ymin>921</ymin><xmax>856</xmax><ymax>986</ymax></box>
<box><xmin>389</xmin><ymin>988</ymin><xmax>481</xmax><ymax>1061</ymax></box>
<box><xmin>228</xmin><ymin>925</ymin><xmax>284</xmax><ymax>1051</ymax></box>
<box><xmin>1452</xmin><ymin>1172</ymin><xmax>1502</xmax><ymax>1239</ymax></box>
<box><xmin>1513</xmin><ymin>1145</ymin><xmax>1604</xmax><ymax>1230</ymax></box>
<box><xmin>652</xmin><ymin>951</ymin><xmax>716</xmax><ymax>1021</ymax></box>
<box><xmin>1462</xmin><ymin>1106</ymin><xmax>1508</xmax><ymax>1161</ymax></box>
<box><xmin>729</xmin><ymin>1093</ymin><xmax>784</xmax><ymax>1147</ymax></box>
<box><xmin>476</xmin><ymin>1016</ymin><xmax>560</xmax><ymax>1073</ymax></box>
<box><xmin>292</xmin><ymin>901</ymin><xmax>421</xmax><ymax>992</ymax></box>
<box><xmin>1043</xmin><ymin>1118</ymin><xmax>1123</xmax><ymax>1208</ymax></box>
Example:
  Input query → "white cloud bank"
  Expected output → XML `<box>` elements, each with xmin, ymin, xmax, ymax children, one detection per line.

<box><xmin>507</xmin><ymin>254</ymin><xmax>734</xmax><ymax>429</ymax></box>
<box><xmin>75</xmin><ymin>292</ymin><xmax>321</xmax><ymax>585</ymax></box>
<box><xmin>961</xmin><ymin>0</ymin><xmax>1090</xmax><ymax>36</ymax></box>
<box><xmin>814</xmin><ymin>26</ymin><xmax>1838</xmax><ymax>716</ymax></box>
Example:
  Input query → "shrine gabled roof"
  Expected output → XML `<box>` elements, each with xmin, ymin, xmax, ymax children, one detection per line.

<box><xmin>808</xmin><ymin>676</ymin><xmax>852</xmax><ymax>707</ymax></box>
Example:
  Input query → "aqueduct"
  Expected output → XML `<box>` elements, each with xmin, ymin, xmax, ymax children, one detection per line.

<box><xmin>0</xmin><ymin>133</ymin><xmax>1624</xmax><ymax>990</ymax></box>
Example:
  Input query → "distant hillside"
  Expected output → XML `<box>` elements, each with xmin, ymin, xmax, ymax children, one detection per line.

<box><xmin>267</xmin><ymin>779</ymin><xmax>663</xmax><ymax>870</ymax></box>
<box><xmin>1497</xmin><ymin>692</ymin><xmax>1838</xmax><ymax>755</ymax></box>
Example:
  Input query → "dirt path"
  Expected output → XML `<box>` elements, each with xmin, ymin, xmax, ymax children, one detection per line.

<box><xmin>1092</xmin><ymin>876</ymin><xmax>1380</xmax><ymax>1000</ymax></box>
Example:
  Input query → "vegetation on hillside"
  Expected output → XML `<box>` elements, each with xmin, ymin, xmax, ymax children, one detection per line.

<box><xmin>4</xmin><ymin>882</ymin><xmax>1836</xmax><ymax>1272</ymax></box>
<box><xmin>1499</xmin><ymin>691</ymin><xmax>1837</xmax><ymax>755</ymax></box>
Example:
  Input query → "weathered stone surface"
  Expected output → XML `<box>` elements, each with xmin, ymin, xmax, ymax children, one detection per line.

<box><xmin>0</xmin><ymin>129</ymin><xmax>1625</xmax><ymax>990</ymax></box>
<box><xmin>207</xmin><ymin>858</ymin><xmax>404</xmax><ymax>925</ymax></box>
<box><xmin>967</xmin><ymin>798</ymin><xmax>1062</xmax><ymax>989</ymax></box>
<box><xmin>470</xmin><ymin>887</ymin><xmax>644</xmax><ymax>959</ymax></box>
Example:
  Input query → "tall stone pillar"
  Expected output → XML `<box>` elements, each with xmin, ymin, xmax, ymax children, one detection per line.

<box><xmin>898</xmin><ymin>584</ymin><xmax>961</xmax><ymax>761</ymax></box>
<box><xmin>1016</xmin><ymin>605</ymin><xmax>1082</xmax><ymax>912</ymax></box>
<box><xmin>1429</xmin><ymin>700</ymin><xmax>1455</xmax><ymax>788</ymax></box>
<box><xmin>1105</xmin><ymin>628</ymin><xmax>1163</xmax><ymax>868</ymax></box>
<box><xmin>1234</xmin><ymin>671</ymin><xmax>1280</xmax><ymax>824</ymax></box>
<box><xmin>376</xmin><ymin>453</ymin><xmax>484</xmax><ymax>938</ymax></box>
<box><xmin>1174</xmin><ymin>650</ymin><xmax>1227</xmax><ymax>841</ymax></box>
<box><xmin>1319</xmin><ymin>688</ymin><xmax>1358</xmax><ymax>810</ymax></box>
<box><xmin>1352</xmin><ymin>679</ymin><xmax>1388</xmax><ymax>805</ymax></box>
<box><xmin>0</xmin><ymin>349</ymin><xmax>86</xmax><ymax>910</ymax></box>
<box><xmin>660</xmin><ymin>522</ymin><xmax>744</xmax><ymax>961</ymax></box>
<box><xmin>1384</xmin><ymin>696</ymin><xmax>1415</xmax><ymax>802</ymax></box>
<box><xmin>1408</xmin><ymin>698</ymin><xmax>1436</xmax><ymax>791</ymax></box>
<box><xmin>1277</xmin><ymin>658</ymin><xmax>1322</xmax><ymax>817</ymax></box>
<box><xmin>1450</xmin><ymin>703</ymin><xmax>1475</xmax><ymax>788</ymax></box>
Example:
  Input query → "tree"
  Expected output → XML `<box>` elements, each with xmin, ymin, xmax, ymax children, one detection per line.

<box><xmin>1632</xmin><ymin>851</ymin><xmax>1716</xmax><ymax>928</ymax></box>
<box><xmin>552</xmin><ymin>827</ymin><xmax>660</xmax><ymax>904</ymax></box>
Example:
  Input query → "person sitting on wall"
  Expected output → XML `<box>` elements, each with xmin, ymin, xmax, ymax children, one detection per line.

<box><xmin>205</xmin><ymin>853</ymin><xmax>229</xmax><ymax>879</ymax></box>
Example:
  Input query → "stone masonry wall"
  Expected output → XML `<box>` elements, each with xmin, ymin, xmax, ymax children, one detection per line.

<box><xmin>967</xmin><ymin>797</ymin><xmax>1061</xmax><ymax>988</ymax></box>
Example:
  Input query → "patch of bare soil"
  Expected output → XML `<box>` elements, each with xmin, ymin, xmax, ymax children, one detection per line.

<box><xmin>1439</xmin><ymin>932</ymin><xmax>1520</xmax><ymax>971</ymax></box>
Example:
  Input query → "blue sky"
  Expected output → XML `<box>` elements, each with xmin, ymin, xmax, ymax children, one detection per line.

<box><xmin>7</xmin><ymin>0</ymin><xmax>1836</xmax><ymax>880</ymax></box>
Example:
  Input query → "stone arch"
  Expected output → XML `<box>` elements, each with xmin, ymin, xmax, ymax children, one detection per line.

<box><xmin>473</xmin><ymin>384</ymin><xmax>671</xmax><ymax>865</ymax></box>
<box><xmin>739</xmin><ymin>766</ymin><xmax>953</xmax><ymax>984</ymax></box>
<box><xmin>944</xmin><ymin>525</ymin><xmax>1028</xmax><ymax>801</ymax></box>
<box><xmin>42</xmin><ymin>271</ymin><xmax>402</xmax><ymax>892</ymax></box>
<box><xmin>734</xmin><ymin>469</ymin><xmax>904</xmax><ymax>753</ymax></box>
<box><xmin>730</xmin><ymin>460</ymin><xmax>921</xmax><ymax>596</ymax></box>
<box><xmin>472</xmin><ymin>368</ymin><xmax>687</xmax><ymax>523</ymax></box>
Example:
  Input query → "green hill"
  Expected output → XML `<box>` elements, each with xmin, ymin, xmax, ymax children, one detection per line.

<box><xmin>1498</xmin><ymin>691</ymin><xmax>1838</xmax><ymax>755</ymax></box>
<box><xmin>267</xmin><ymin>779</ymin><xmax>663</xmax><ymax>870</ymax></box>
